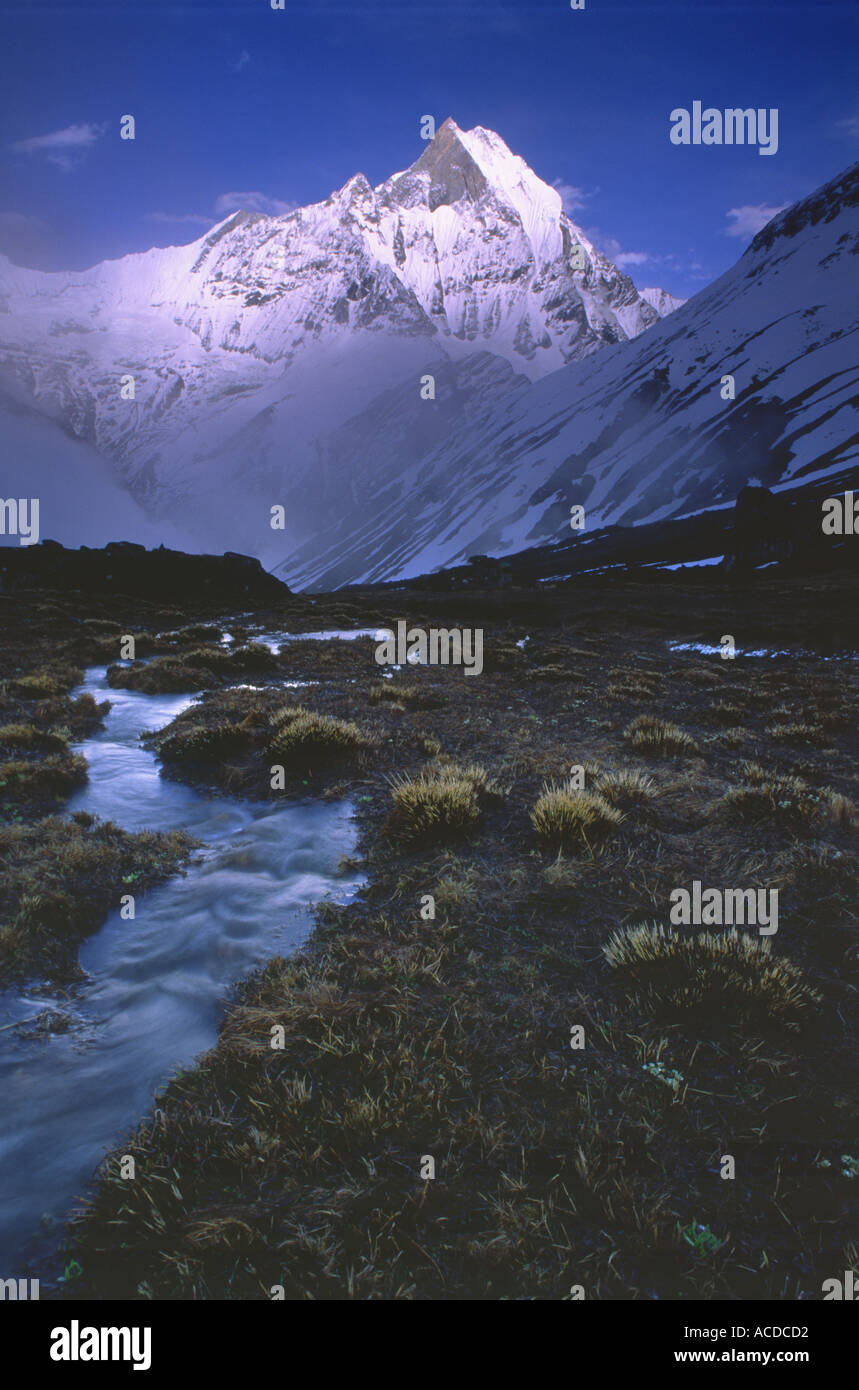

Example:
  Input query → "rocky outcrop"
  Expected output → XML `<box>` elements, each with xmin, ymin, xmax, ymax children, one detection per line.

<box><xmin>0</xmin><ymin>540</ymin><xmax>290</xmax><ymax>602</ymax></box>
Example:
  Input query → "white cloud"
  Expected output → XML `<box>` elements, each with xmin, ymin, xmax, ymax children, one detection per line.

<box><xmin>149</xmin><ymin>191</ymin><xmax>295</xmax><ymax>235</ymax></box>
<box><xmin>213</xmin><ymin>190</ymin><xmax>295</xmax><ymax>218</ymax></box>
<box><xmin>835</xmin><ymin>115</ymin><xmax>859</xmax><ymax>140</ymax></box>
<box><xmin>589</xmin><ymin>232</ymin><xmax>622</xmax><ymax>260</ymax></box>
<box><xmin>234</xmin><ymin>49</ymin><xmax>251</xmax><ymax>72</ymax></box>
<box><xmin>552</xmin><ymin>179</ymin><xmax>589</xmax><ymax>216</ymax></box>
<box><xmin>12</xmin><ymin>122</ymin><xmax>106</xmax><ymax>170</ymax></box>
<box><xmin>725</xmin><ymin>202</ymin><xmax>789</xmax><ymax>239</ymax></box>
<box><xmin>584</xmin><ymin>228</ymin><xmax>656</xmax><ymax>269</ymax></box>
<box><xmin>615</xmin><ymin>250</ymin><xmax>652</xmax><ymax>267</ymax></box>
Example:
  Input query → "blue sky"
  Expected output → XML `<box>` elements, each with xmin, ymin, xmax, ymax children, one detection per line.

<box><xmin>1</xmin><ymin>0</ymin><xmax>857</xmax><ymax>297</ymax></box>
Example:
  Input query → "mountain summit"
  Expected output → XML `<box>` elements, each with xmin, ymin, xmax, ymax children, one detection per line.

<box><xmin>0</xmin><ymin>120</ymin><xmax>674</xmax><ymax>559</ymax></box>
<box><xmin>275</xmin><ymin>160</ymin><xmax>859</xmax><ymax>589</ymax></box>
<box><xmin>368</xmin><ymin>116</ymin><xmax>663</xmax><ymax>372</ymax></box>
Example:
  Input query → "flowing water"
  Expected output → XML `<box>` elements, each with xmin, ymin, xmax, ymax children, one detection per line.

<box><xmin>0</xmin><ymin>663</ymin><xmax>362</xmax><ymax>1274</ymax></box>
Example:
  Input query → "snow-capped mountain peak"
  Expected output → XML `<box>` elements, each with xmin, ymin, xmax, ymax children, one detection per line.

<box><xmin>639</xmin><ymin>285</ymin><xmax>687</xmax><ymax>315</ymax></box>
<box><xmin>0</xmin><ymin>120</ymin><xmax>693</xmax><ymax>563</ymax></box>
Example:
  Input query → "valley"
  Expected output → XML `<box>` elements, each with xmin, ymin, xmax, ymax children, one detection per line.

<box><xmin>0</xmin><ymin>566</ymin><xmax>856</xmax><ymax>1299</ymax></box>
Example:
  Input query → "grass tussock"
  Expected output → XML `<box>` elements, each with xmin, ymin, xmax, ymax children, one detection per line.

<box><xmin>107</xmin><ymin>643</ymin><xmax>275</xmax><ymax>693</ymax></box>
<box><xmin>531</xmin><ymin>781</ymin><xmax>623</xmax><ymax>847</ymax></box>
<box><xmin>158</xmin><ymin>720</ymin><xmax>259</xmax><ymax>763</ymax></box>
<box><xmin>107</xmin><ymin>658</ymin><xmax>205</xmax><ymax>693</ymax></box>
<box><xmin>603</xmin><ymin>924</ymin><xmax>822</xmax><ymax>1030</ymax></box>
<box><xmin>595</xmin><ymin>768</ymin><xmax>658</xmax><ymax>812</ymax></box>
<box><xmin>765</xmin><ymin>720</ymin><xmax>828</xmax><ymax>746</ymax></box>
<box><xmin>50</xmin><ymin>692</ymin><xmax>111</xmax><ymax>738</ymax></box>
<box><xmin>722</xmin><ymin>761</ymin><xmax>833</xmax><ymax>825</ymax></box>
<box><xmin>367</xmin><ymin>681</ymin><xmax>442</xmax><ymax>710</ymax></box>
<box><xmin>268</xmin><ymin>707</ymin><xmax>370</xmax><ymax>764</ymax></box>
<box><xmin>623</xmin><ymin>715</ymin><xmax>698</xmax><ymax>756</ymax></box>
<box><xmin>387</xmin><ymin>763</ymin><xmax>490</xmax><ymax>843</ymax></box>
<box><xmin>709</xmin><ymin>701</ymin><xmax>746</xmax><ymax>726</ymax></box>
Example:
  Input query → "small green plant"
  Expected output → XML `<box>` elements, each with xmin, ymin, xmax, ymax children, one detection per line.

<box><xmin>678</xmin><ymin>1221</ymin><xmax>723</xmax><ymax>1258</ymax></box>
<box><xmin>643</xmin><ymin>1060</ymin><xmax>684</xmax><ymax>1093</ymax></box>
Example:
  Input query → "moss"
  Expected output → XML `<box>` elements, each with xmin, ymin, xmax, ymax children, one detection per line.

<box><xmin>107</xmin><ymin>643</ymin><xmax>277</xmax><ymax>693</ymax></box>
<box><xmin>0</xmin><ymin>753</ymin><xmax>88</xmax><ymax>805</ymax></box>
<box><xmin>158</xmin><ymin>720</ymin><xmax>258</xmax><ymax>764</ymax></box>
<box><xmin>0</xmin><ymin>815</ymin><xmax>198</xmax><ymax>984</ymax></box>
<box><xmin>106</xmin><ymin>659</ymin><xmax>206</xmax><ymax>693</ymax></box>
<box><xmin>180</xmin><ymin>646</ymin><xmax>236</xmax><ymax>671</ymax></box>
<box><xmin>227</xmin><ymin>642</ymin><xmax>278</xmax><ymax>672</ymax></box>
<box><xmin>0</xmin><ymin>723</ymin><xmax>70</xmax><ymax>752</ymax></box>
<box><xmin>7</xmin><ymin>666</ymin><xmax>84</xmax><ymax>698</ymax></box>
<box><xmin>166</xmin><ymin>623</ymin><xmax>224</xmax><ymax>643</ymax></box>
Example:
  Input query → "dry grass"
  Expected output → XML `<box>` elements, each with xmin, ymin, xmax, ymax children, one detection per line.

<box><xmin>367</xmin><ymin>681</ymin><xmax>442</xmax><ymax>710</ymax></box>
<box><xmin>623</xmin><ymin>715</ymin><xmax>698</xmax><ymax>756</ymax></box>
<box><xmin>604</xmin><ymin>923</ymin><xmax>822</xmax><ymax>1029</ymax></box>
<box><xmin>722</xmin><ymin>762</ymin><xmax>831</xmax><ymax>825</ymax></box>
<box><xmin>387</xmin><ymin>763</ymin><xmax>490</xmax><ymax>843</ymax></box>
<box><xmin>595</xmin><ymin>768</ymin><xmax>658</xmax><ymax>812</ymax></box>
<box><xmin>268</xmin><ymin>707</ymin><xmax>369</xmax><ymax>762</ymax></box>
<box><xmin>531</xmin><ymin>781</ymin><xmax>623</xmax><ymax>847</ymax></box>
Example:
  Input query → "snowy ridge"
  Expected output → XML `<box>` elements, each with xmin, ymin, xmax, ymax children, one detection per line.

<box><xmin>640</xmin><ymin>286</ymin><xmax>687</xmax><ymax>316</ymax></box>
<box><xmin>277</xmin><ymin>161</ymin><xmax>859</xmax><ymax>588</ymax></box>
<box><xmin>0</xmin><ymin>119</ymin><xmax>667</xmax><ymax>558</ymax></box>
<box><xmin>0</xmin><ymin>128</ymin><xmax>855</xmax><ymax>591</ymax></box>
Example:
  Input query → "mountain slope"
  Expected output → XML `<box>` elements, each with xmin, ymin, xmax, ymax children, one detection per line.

<box><xmin>277</xmin><ymin>161</ymin><xmax>859</xmax><ymax>589</ymax></box>
<box><xmin>640</xmin><ymin>286</ymin><xmax>687</xmax><ymax>316</ymax></box>
<box><xmin>0</xmin><ymin>119</ymin><xmax>667</xmax><ymax>560</ymax></box>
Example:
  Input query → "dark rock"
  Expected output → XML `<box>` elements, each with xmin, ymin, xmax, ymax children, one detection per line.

<box><xmin>0</xmin><ymin>540</ymin><xmax>290</xmax><ymax>603</ymax></box>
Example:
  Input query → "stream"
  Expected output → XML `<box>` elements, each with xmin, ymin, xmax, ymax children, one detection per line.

<box><xmin>0</xmin><ymin>658</ymin><xmax>363</xmax><ymax>1275</ymax></box>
